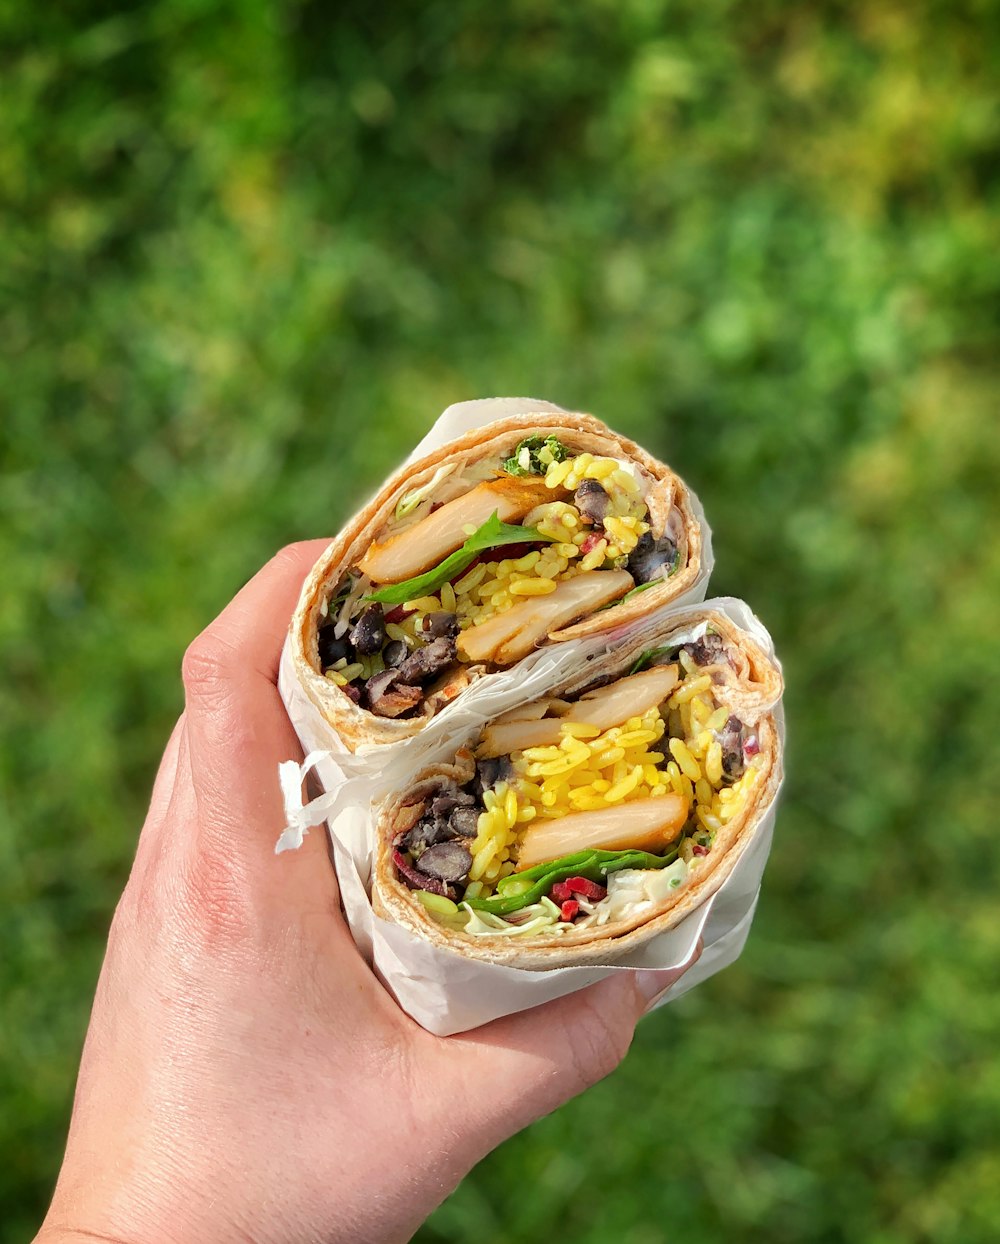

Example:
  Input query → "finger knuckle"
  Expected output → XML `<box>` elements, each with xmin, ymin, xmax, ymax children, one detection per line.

<box><xmin>270</xmin><ymin>542</ymin><xmax>318</xmax><ymax>576</ymax></box>
<box><xmin>181</xmin><ymin>632</ymin><xmax>238</xmax><ymax>702</ymax></box>
<box><xmin>177</xmin><ymin>842</ymin><xmax>254</xmax><ymax>950</ymax></box>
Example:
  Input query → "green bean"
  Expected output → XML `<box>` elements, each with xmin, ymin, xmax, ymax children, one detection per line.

<box><xmin>464</xmin><ymin>845</ymin><xmax>681</xmax><ymax>917</ymax></box>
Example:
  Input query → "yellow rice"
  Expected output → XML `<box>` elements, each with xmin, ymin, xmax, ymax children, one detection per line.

<box><xmin>466</xmin><ymin>660</ymin><xmax>764</xmax><ymax>899</ymax></box>
<box><xmin>395</xmin><ymin>452</ymin><xmax>653</xmax><ymax>649</ymax></box>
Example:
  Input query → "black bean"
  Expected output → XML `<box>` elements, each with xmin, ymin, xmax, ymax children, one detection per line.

<box><xmin>318</xmin><ymin>625</ymin><xmax>351</xmax><ymax>668</ymax></box>
<box><xmin>448</xmin><ymin>806</ymin><xmax>480</xmax><ymax>838</ymax></box>
<box><xmin>474</xmin><ymin>756</ymin><xmax>514</xmax><ymax>799</ymax></box>
<box><xmin>683</xmin><ymin>633</ymin><xmax>727</xmax><ymax>666</ymax></box>
<box><xmin>627</xmin><ymin>532</ymin><xmax>679</xmax><ymax>584</ymax></box>
<box><xmin>402</xmin><ymin>816</ymin><xmax>444</xmax><ymax>855</ymax></box>
<box><xmin>719</xmin><ymin>715</ymin><xmax>745</xmax><ymax>778</ymax></box>
<box><xmin>416</xmin><ymin>842</ymin><xmax>473</xmax><ymax>883</ymax></box>
<box><xmin>396</xmin><ymin>636</ymin><xmax>456</xmax><ymax>685</ymax></box>
<box><xmin>383</xmin><ymin>640</ymin><xmax>408</xmax><ymax>668</ymax></box>
<box><xmin>350</xmin><ymin>604</ymin><xmax>386</xmax><ymax>656</ymax></box>
<box><xmin>423</xmin><ymin>611</ymin><xmax>459</xmax><ymax>639</ymax></box>
<box><xmin>430</xmin><ymin>786</ymin><xmax>476</xmax><ymax>817</ymax></box>
<box><xmin>574</xmin><ymin>478</ymin><xmax>610</xmax><ymax>524</ymax></box>
<box><xmin>392</xmin><ymin>846</ymin><xmax>452</xmax><ymax>897</ymax></box>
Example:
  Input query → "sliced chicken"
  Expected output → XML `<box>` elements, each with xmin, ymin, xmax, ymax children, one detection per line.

<box><xmin>423</xmin><ymin>666</ymin><xmax>472</xmax><ymax>715</ymax></box>
<box><xmin>457</xmin><ymin>570</ymin><xmax>633</xmax><ymax>666</ymax></box>
<box><xmin>493</xmin><ymin>697</ymin><xmax>557</xmax><ymax>723</ymax></box>
<box><xmin>477</xmin><ymin>664</ymin><xmax>679</xmax><ymax>758</ymax></box>
<box><xmin>515</xmin><ymin>794</ymin><xmax>688</xmax><ymax>870</ymax></box>
<box><xmin>357</xmin><ymin>477</ymin><xmax>554</xmax><ymax>583</ymax></box>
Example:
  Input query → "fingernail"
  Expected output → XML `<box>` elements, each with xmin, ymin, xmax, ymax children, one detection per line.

<box><xmin>634</xmin><ymin>938</ymin><xmax>703</xmax><ymax>1013</ymax></box>
<box><xmin>634</xmin><ymin>969</ymin><xmax>679</xmax><ymax>1013</ymax></box>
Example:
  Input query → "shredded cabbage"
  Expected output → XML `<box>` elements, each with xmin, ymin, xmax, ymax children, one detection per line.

<box><xmin>460</xmin><ymin>895</ymin><xmax>573</xmax><ymax>937</ymax></box>
<box><xmin>577</xmin><ymin>860</ymin><xmax>690</xmax><ymax>928</ymax></box>
<box><xmin>333</xmin><ymin>575</ymin><xmax>369</xmax><ymax>638</ymax></box>
<box><xmin>394</xmin><ymin>463</ymin><xmax>457</xmax><ymax>520</ymax></box>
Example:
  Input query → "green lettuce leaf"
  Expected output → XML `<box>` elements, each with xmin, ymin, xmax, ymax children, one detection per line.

<box><xmin>503</xmin><ymin>435</ymin><xmax>568</xmax><ymax>476</ymax></box>
<box><xmin>365</xmin><ymin>511</ymin><xmax>554</xmax><ymax>606</ymax></box>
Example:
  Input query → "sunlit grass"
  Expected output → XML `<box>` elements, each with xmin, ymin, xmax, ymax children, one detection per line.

<box><xmin>2</xmin><ymin>3</ymin><xmax>998</xmax><ymax>1241</ymax></box>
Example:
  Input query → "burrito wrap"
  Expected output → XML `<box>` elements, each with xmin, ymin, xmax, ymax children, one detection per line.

<box><xmin>371</xmin><ymin>607</ymin><xmax>783</xmax><ymax>969</ymax></box>
<box><xmin>289</xmin><ymin>412</ymin><xmax>705</xmax><ymax>751</ymax></box>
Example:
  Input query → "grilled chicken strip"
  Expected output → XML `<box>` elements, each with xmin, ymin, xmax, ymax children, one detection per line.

<box><xmin>456</xmin><ymin>570</ymin><xmax>634</xmax><ymax>665</ymax></box>
<box><xmin>357</xmin><ymin>477</ymin><xmax>555</xmax><ymax>583</ymax></box>
<box><xmin>477</xmin><ymin>664</ymin><xmax>680</xmax><ymax>758</ymax></box>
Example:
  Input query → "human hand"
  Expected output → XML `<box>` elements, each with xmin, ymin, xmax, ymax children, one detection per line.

<box><xmin>36</xmin><ymin>542</ymin><xmax>701</xmax><ymax>1244</ymax></box>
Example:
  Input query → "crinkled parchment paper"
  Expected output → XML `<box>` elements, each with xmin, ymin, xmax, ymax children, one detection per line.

<box><xmin>275</xmin><ymin>398</ymin><xmax>783</xmax><ymax>1035</ymax></box>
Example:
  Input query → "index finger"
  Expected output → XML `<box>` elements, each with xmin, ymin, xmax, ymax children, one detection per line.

<box><xmin>180</xmin><ymin>539</ymin><xmax>332</xmax><ymax>842</ymax></box>
<box><xmin>185</xmin><ymin>540</ymin><xmax>333</xmax><ymax>692</ymax></box>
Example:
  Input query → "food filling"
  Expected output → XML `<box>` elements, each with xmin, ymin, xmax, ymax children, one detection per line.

<box><xmin>390</xmin><ymin>629</ymin><xmax>765</xmax><ymax>937</ymax></box>
<box><xmin>318</xmin><ymin>435</ymin><xmax>685</xmax><ymax>718</ymax></box>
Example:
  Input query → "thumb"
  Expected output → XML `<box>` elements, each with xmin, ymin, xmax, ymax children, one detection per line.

<box><xmin>450</xmin><ymin>938</ymin><xmax>703</xmax><ymax>1150</ymax></box>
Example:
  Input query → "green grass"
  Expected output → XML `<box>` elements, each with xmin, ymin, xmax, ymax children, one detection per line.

<box><xmin>3</xmin><ymin>2</ymin><xmax>999</xmax><ymax>1240</ymax></box>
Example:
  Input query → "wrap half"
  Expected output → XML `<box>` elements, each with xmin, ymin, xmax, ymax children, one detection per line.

<box><xmin>371</xmin><ymin>607</ymin><xmax>783</xmax><ymax>968</ymax></box>
<box><xmin>289</xmin><ymin>412</ymin><xmax>706</xmax><ymax>751</ymax></box>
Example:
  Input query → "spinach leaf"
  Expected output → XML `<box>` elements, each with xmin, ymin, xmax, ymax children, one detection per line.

<box><xmin>365</xmin><ymin>511</ymin><xmax>554</xmax><ymax>606</ymax></box>
<box><xmin>629</xmin><ymin>644</ymin><xmax>678</xmax><ymax>674</ymax></box>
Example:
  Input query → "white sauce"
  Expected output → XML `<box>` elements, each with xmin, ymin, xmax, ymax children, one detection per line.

<box><xmin>574</xmin><ymin>860</ymin><xmax>690</xmax><ymax>929</ymax></box>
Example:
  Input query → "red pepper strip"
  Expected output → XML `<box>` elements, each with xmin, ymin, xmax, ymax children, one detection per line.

<box><xmin>560</xmin><ymin>899</ymin><xmax>580</xmax><ymax>922</ymax></box>
<box><xmin>564</xmin><ymin>876</ymin><xmax>608</xmax><ymax>901</ymax></box>
<box><xmin>552</xmin><ymin>876</ymin><xmax>606</xmax><ymax>904</ymax></box>
<box><xmin>384</xmin><ymin>604</ymin><xmax>415</xmax><ymax>624</ymax></box>
<box><xmin>579</xmin><ymin>531</ymin><xmax>604</xmax><ymax>556</ymax></box>
<box><xmin>692</xmin><ymin>843</ymin><xmax>709</xmax><ymax>857</ymax></box>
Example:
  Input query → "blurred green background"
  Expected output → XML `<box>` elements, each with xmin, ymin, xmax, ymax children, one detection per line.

<box><xmin>3</xmin><ymin>1</ymin><xmax>999</xmax><ymax>1240</ymax></box>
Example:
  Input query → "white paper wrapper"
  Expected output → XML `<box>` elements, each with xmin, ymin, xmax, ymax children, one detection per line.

<box><xmin>276</xmin><ymin>398</ymin><xmax>782</xmax><ymax>1036</ymax></box>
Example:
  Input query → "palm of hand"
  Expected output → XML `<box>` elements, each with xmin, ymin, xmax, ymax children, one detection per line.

<box><xmin>40</xmin><ymin>544</ymin><xmax>693</xmax><ymax>1244</ymax></box>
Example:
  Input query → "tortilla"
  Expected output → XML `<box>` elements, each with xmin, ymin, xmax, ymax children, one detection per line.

<box><xmin>370</xmin><ymin>607</ymin><xmax>783</xmax><ymax>969</ymax></box>
<box><xmin>288</xmin><ymin>411</ymin><xmax>706</xmax><ymax>751</ymax></box>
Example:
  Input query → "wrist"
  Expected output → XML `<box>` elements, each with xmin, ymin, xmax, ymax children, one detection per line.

<box><xmin>37</xmin><ymin>1181</ymin><xmax>211</xmax><ymax>1244</ymax></box>
<box><xmin>37</xmin><ymin>1128</ymin><xmax>474</xmax><ymax>1244</ymax></box>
